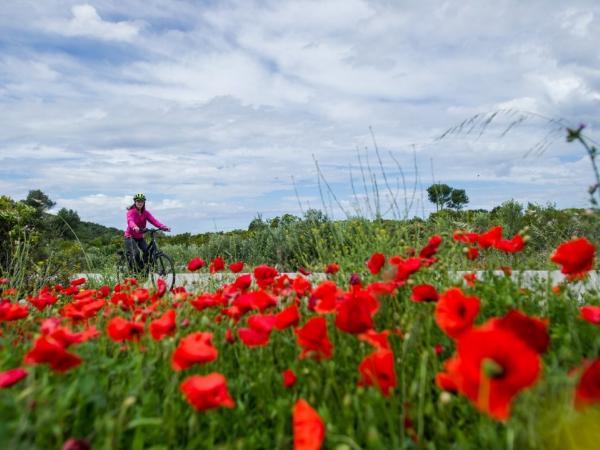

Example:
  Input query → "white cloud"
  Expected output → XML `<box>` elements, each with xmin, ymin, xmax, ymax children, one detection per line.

<box><xmin>44</xmin><ymin>4</ymin><xmax>142</xmax><ymax>42</ymax></box>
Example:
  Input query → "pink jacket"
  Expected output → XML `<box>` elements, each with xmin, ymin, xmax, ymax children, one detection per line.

<box><xmin>124</xmin><ymin>208</ymin><xmax>167</xmax><ymax>239</ymax></box>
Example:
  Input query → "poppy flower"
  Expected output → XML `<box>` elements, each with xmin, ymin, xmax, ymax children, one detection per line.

<box><xmin>478</xmin><ymin>226</ymin><xmax>503</xmax><ymax>248</ymax></box>
<box><xmin>27</xmin><ymin>291</ymin><xmax>57</xmax><ymax>311</ymax></box>
<box><xmin>0</xmin><ymin>368</ymin><xmax>28</xmax><ymax>388</ymax></box>
<box><xmin>187</xmin><ymin>257</ymin><xmax>206</xmax><ymax>272</ymax></box>
<box><xmin>156</xmin><ymin>278</ymin><xmax>167</xmax><ymax>298</ymax></box>
<box><xmin>0</xmin><ymin>278</ymin><xmax>9</xmax><ymax>285</ymax></box>
<box><xmin>449</xmin><ymin>327</ymin><xmax>541</xmax><ymax>421</ymax></box>
<box><xmin>172</xmin><ymin>332</ymin><xmax>218</xmax><ymax>371</ymax></box>
<box><xmin>275</xmin><ymin>304</ymin><xmax>300</xmax><ymax>330</ymax></box>
<box><xmin>298</xmin><ymin>267</ymin><xmax>312</xmax><ymax>276</ymax></box>
<box><xmin>580</xmin><ymin>306</ymin><xmax>600</xmax><ymax>325</ymax></box>
<box><xmin>283</xmin><ymin>369</ymin><xmax>297</xmax><ymax>388</ymax></box>
<box><xmin>131</xmin><ymin>288</ymin><xmax>150</xmax><ymax>303</ymax></box>
<box><xmin>358</xmin><ymin>349</ymin><xmax>397</xmax><ymax>396</ymax></box>
<box><xmin>229</xmin><ymin>261</ymin><xmax>244</xmax><ymax>273</ymax></box>
<box><xmin>494</xmin><ymin>235</ymin><xmax>525</xmax><ymax>253</ymax></box>
<box><xmin>293</xmin><ymin>276</ymin><xmax>312</xmax><ymax>297</ymax></box>
<box><xmin>238</xmin><ymin>328</ymin><xmax>270</xmax><ymax>347</ymax></box>
<box><xmin>335</xmin><ymin>289</ymin><xmax>379</xmax><ymax>334</ymax></box>
<box><xmin>419</xmin><ymin>235</ymin><xmax>442</xmax><ymax>259</ymax></box>
<box><xmin>574</xmin><ymin>358</ymin><xmax>600</xmax><ymax>410</ymax></box>
<box><xmin>231</xmin><ymin>274</ymin><xmax>252</xmax><ymax>291</ymax></box>
<box><xmin>23</xmin><ymin>336</ymin><xmax>82</xmax><ymax>373</ymax></box>
<box><xmin>208</xmin><ymin>256</ymin><xmax>224</xmax><ymax>273</ymax></box>
<box><xmin>253</xmin><ymin>265</ymin><xmax>279</xmax><ymax>288</ymax></box>
<box><xmin>393</xmin><ymin>257</ymin><xmax>421</xmax><ymax>284</ymax></box>
<box><xmin>489</xmin><ymin>310</ymin><xmax>550</xmax><ymax>354</ymax></box>
<box><xmin>293</xmin><ymin>399</ymin><xmax>325</xmax><ymax>450</ymax></box>
<box><xmin>180</xmin><ymin>373</ymin><xmax>235</xmax><ymax>411</ymax></box>
<box><xmin>465</xmin><ymin>247</ymin><xmax>479</xmax><ymax>260</ymax></box>
<box><xmin>106</xmin><ymin>317</ymin><xmax>145</xmax><ymax>342</ymax></box>
<box><xmin>0</xmin><ymin>302</ymin><xmax>29</xmax><ymax>321</ymax></box>
<box><xmin>551</xmin><ymin>237</ymin><xmax>595</xmax><ymax>281</ymax></box>
<box><xmin>411</xmin><ymin>284</ymin><xmax>439</xmax><ymax>302</ymax></box>
<box><xmin>434</xmin><ymin>288</ymin><xmax>480</xmax><ymax>339</ymax></box>
<box><xmin>367</xmin><ymin>253</ymin><xmax>386</xmax><ymax>275</ymax></box>
<box><xmin>149</xmin><ymin>309</ymin><xmax>177</xmax><ymax>341</ymax></box>
<box><xmin>358</xmin><ymin>329</ymin><xmax>391</xmax><ymax>350</ymax></box>
<box><xmin>295</xmin><ymin>317</ymin><xmax>333</xmax><ymax>360</ymax></box>
<box><xmin>70</xmin><ymin>277</ymin><xmax>86</xmax><ymax>287</ymax></box>
<box><xmin>324</xmin><ymin>263</ymin><xmax>340</xmax><ymax>274</ymax></box>
<box><xmin>453</xmin><ymin>230</ymin><xmax>479</xmax><ymax>244</ymax></box>
<box><xmin>463</xmin><ymin>272</ymin><xmax>476</xmax><ymax>287</ymax></box>
<box><xmin>310</xmin><ymin>280</ymin><xmax>340</xmax><ymax>313</ymax></box>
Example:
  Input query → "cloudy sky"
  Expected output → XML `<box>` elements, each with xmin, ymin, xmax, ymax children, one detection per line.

<box><xmin>1</xmin><ymin>0</ymin><xmax>599</xmax><ymax>233</ymax></box>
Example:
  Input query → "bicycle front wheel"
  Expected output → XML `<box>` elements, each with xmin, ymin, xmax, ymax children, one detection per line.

<box><xmin>149</xmin><ymin>253</ymin><xmax>176</xmax><ymax>292</ymax></box>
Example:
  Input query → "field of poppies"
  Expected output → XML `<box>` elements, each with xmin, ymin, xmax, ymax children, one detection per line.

<box><xmin>1</xmin><ymin>225</ymin><xmax>599</xmax><ymax>450</ymax></box>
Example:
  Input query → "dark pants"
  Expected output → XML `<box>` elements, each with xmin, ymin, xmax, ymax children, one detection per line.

<box><xmin>125</xmin><ymin>237</ymin><xmax>148</xmax><ymax>271</ymax></box>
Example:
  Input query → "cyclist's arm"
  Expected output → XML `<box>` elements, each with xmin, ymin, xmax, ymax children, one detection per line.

<box><xmin>126</xmin><ymin>209</ymin><xmax>140</xmax><ymax>231</ymax></box>
<box><xmin>145</xmin><ymin>210</ymin><xmax>169</xmax><ymax>231</ymax></box>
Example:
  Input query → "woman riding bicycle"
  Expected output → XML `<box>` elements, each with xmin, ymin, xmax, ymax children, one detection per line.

<box><xmin>124</xmin><ymin>193</ymin><xmax>170</xmax><ymax>271</ymax></box>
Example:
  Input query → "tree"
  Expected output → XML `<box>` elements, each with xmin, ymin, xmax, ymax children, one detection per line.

<box><xmin>427</xmin><ymin>184</ymin><xmax>469</xmax><ymax>210</ymax></box>
<box><xmin>53</xmin><ymin>208</ymin><xmax>81</xmax><ymax>239</ymax></box>
<box><xmin>426</xmin><ymin>184</ymin><xmax>453</xmax><ymax>211</ymax></box>
<box><xmin>23</xmin><ymin>189</ymin><xmax>55</xmax><ymax>212</ymax></box>
<box><xmin>448</xmin><ymin>189</ymin><xmax>469</xmax><ymax>210</ymax></box>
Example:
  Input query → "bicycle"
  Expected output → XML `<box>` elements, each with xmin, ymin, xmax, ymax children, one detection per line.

<box><xmin>117</xmin><ymin>229</ymin><xmax>176</xmax><ymax>292</ymax></box>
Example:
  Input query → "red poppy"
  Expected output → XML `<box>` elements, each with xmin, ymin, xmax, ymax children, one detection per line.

<box><xmin>187</xmin><ymin>257</ymin><xmax>206</xmax><ymax>272</ymax></box>
<box><xmin>149</xmin><ymin>309</ymin><xmax>177</xmax><ymax>341</ymax></box>
<box><xmin>229</xmin><ymin>261</ymin><xmax>244</xmax><ymax>273</ymax></box>
<box><xmin>23</xmin><ymin>336</ymin><xmax>82</xmax><ymax>373</ymax></box>
<box><xmin>106</xmin><ymin>317</ymin><xmax>145</xmax><ymax>342</ymax></box>
<box><xmin>172</xmin><ymin>332</ymin><xmax>218</xmax><ymax>371</ymax></box>
<box><xmin>283</xmin><ymin>369</ymin><xmax>297</xmax><ymax>388</ymax></box>
<box><xmin>293</xmin><ymin>276</ymin><xmax>312</xmax><ymax>297</ymax></box>
<box><xmin>275</xmin><ymin>304</ymin><xmax>300</xmax><ymax>330</ymax></box>
<box><xmin>366</xmin><ymin>281</ymin><xmax>397</xmax><ymax>298</ymax></box>
<box><xmin>494</xmin><ymin>235</ymin><xmax>525</xmax><ymax>253</ymax></box>
<box><xmin>310</xmin><ymin>280</ymin><xmax>340</xmax><ymax>313</ymax></box>
<box><xmin>27</xmin><ymin>290</ymin><xmax>57</xmax><ymax>311</ymax></box>
<box><xmin>253</xmin><ymin>265</ymin><xmax>279</xmax><ymax>288</ymax></box>
<box><xmin>411</xmin><ymin>284</ymin><xmax>439</xmax><ymax>302</ymax></box>
<box><xmin>209</xmin><ymin>256</ymin><xmax>225</xmax><ymax>273</ymax></box>
<box><xmin>463</xmin><ymin>272</ymin><xmax>476</xmax><ymax>287</ymax></box>
<box><xmin>324</xmin><ymin>263</ymin><xmax>340</xmax><ymax>274</ymax></box>
<box><xmin>488</xmin><ymin>310</ymin><xmax>549</xmax><ymax>354</ymax></box>
<box><xmin>335</xmin><ymin>289</ymin><xmax>379</xmax><ymax>334</ymax></box>
<box><xmin>419</xmin><ymin>235</ymin><xmax>442</xmax><ymax>259</ymax></box>
<box><xmin>434</xmin><ymin>288</ymin><xmax>480</xmax><ymax>339</ymax></box>
<box><xmin>0</xmin><ymin>368</ymin><xmax>28</xmax><ymax>388</ymax></box>
<box><xmin>190</xmin><ymin>293</ymin><xmax>225</xmax><ymax>312</ymax></box>
<box><xmin>293</xmin><ymin>399</ymin><xmax>325</xmax><ymax>450</ymax></box>
<box><xmin>580</xmin><ymin>306</ymin><xmax>600</xmax><ymax>325</ymax></box>
<box><xmin>238</xmin><ymin>328</ymin><xmax>270</xmax><ymax>347</ymax></box>
<box><xmin>551</xmin><ymin>237</ymin><xmax>595</xmax><ymax>281</ymax></box>
<box><xmin>466</xmin><ymin>247</ymin><xmax>479</xmax><ymax>260</ymax></box>
<box><xmin>358</xmin><ymin>349</ymin><xmax>397</xmax><ymax>396</ymax></box>
<box><xmin>295</xmin><ymin>317</ymin><xmax>333</xmax><ymax>360</ymax></box>
<box><xmin>574</xmin><ymin>358</ymin><xmax>600</xmax><ymax>410</ymax></box>
<box><xmin>180</xmin><ymin>373</ymin><xmax>235</xmax><ymax>411</ymax></box>
<box><xmin>367</xmin><ymin>253</ymin><xmax>386</xmax><ymax>275</ymax></box>
<box><xmin>41</xmin><ymin>319</ymin><xmax>99</xmax><ymax>347</ymax></box>
<box><xmin>248</xmin><ymin>313</ymin><xmax>278</xmax><ymax>334</ymax></box>
<box><xmin>233</xmin><ymin>274</ymin><xmax>253</xmax><ymax>291</ymax></box>
<box><xmin>358</xmin><ymin>329</ymin><xmax>391</xmax><ymax>350</ymax></box>
<box><xmin>0</xmin><ymin>277</ymin><xmax>9</xmax><ymax>285</ymax></box>
<box><xmin>225</xmin><ymin>328</ymin><xmax>235</xmax><ymax>343</ymax></box>
<box><xmin>453</xmin><ymin>230</ymin><xmax>479</xmax><ymax>244</ymax></box>
<box><xmin>70</xmin><ymin>277</ymin><xmax>86</xmax><ymax>287</ymax></box>
<box><xmin>131</xmin><ymin>288</ymin><xmax>150</xmax><ymax>304</ymax></box>
<box><xmin>0</xmin><ymin>302</ymin><xmax>29</xmax><ymax>321</ymax></box>
<box><xmin>478</xmin><ymin>226</ymin><xmax>503</xmax><ymax>249</ymax></box>
<box><xmin>393</xmin><ymin>257</ymin><xmax>421</xmax><ymax>284</ymax></box>
<box><xmin>454</xmin><ymin>327</ymin><xmax>541</xmax><ymax>420</ymax></box>
<box><xmin>233</xmin><ymin>290</ymin><xmax>277</xmax><ymax>313</ymax></box>
<box><xmin>298</xmin><ymin>267</ymin><xmax>312</xmax><ymax>276</ymax></box>
<box><xmin>434</xmin><ymin>343</ymin><xmax>444</xmax><ymax>355</ymax></box>
<box><xmin>156</xmin><ymin>278</ymin><xmax>167</xmax><ymax>298</ymax></box>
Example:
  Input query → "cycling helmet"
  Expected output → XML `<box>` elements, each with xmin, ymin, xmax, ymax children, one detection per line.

<box><xmin>133</xmin><ymin>193</ymin><xmax>146</xmax><ymax>201</ymax></box>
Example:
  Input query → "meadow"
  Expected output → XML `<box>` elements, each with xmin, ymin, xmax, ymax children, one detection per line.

<box><xmin>1</xmin><ymin>212</ymin><xmax>599</xmax><ymax>449</ymax></box>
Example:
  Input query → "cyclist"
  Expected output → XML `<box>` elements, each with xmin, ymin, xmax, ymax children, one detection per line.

<box><xmin>124</xmin><ymin>193</ymin><xmax>170</xmax><ymax>271</ymax></box>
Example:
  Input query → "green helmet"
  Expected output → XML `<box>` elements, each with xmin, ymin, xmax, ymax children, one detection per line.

<box><xmin>133</xmin><ymin>193</ymin><xmax>146</xmax><ymax>201</ymax></box>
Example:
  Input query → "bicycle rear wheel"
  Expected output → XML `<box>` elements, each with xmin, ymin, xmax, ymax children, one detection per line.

<box><xmin>149</xmin><ymin>253</ymin><xmax>176</xmax><ymax>292</ymax></box>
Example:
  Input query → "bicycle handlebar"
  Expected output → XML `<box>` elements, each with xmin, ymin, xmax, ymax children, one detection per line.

<box><xmin>141</xmin><ymin>228</ymin><xmax>168</xmax><ymax>234</ymax></box>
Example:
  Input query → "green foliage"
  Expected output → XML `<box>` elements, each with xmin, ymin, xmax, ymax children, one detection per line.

<box><xmin>427</xmin><ymin>184</ymin><xmax>469</xmax><ymax>211</ymax></box>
